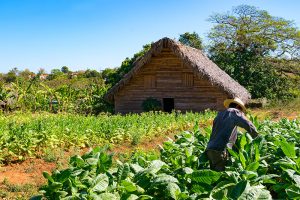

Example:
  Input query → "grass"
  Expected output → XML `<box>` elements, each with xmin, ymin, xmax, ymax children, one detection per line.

<box><xmin>267</xmin><ymin>97</ymin><xmax>300</xmax><ymax>111</ymax></box>
<box><xmin>250</xmin><ymin>97</ymin><xmax>300</xmax><ymax>120</ymax></box>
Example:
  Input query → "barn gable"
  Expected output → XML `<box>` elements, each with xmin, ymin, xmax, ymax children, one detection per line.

<box><xmin>105</xmin><ymin>37</ymin><xmax>251</xmax><ymax>113</ymax></box>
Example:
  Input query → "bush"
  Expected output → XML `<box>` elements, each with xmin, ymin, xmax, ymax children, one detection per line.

<box><xmin>142</xmin><ymin>97</ymin><xmax>161</xmax><ymax>112</ymax></box>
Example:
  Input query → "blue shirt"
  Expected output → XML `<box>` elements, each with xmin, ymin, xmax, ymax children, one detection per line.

<box><xmin>206</xmin><ymin>108</ymin><xmax>258</xmax><ymax>152</ymax></box>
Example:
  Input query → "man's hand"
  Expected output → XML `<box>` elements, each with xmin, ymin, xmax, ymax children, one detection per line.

<box><xmin>250</xmin><ymin>131</ymin><xmax>259</xmax><ymax>139</ymax></box>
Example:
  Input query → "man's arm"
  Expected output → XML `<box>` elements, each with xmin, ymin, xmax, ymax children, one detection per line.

<box><xmin>232</xmin><ymin>109</ymin><xmax>259</xmax><ymax>138</ymax></box>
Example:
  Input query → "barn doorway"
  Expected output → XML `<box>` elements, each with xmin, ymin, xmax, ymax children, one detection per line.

<box><xmin>163</xmin><ymin>98</ymin><xmax>174</xmax><ymax>113</ymax></box>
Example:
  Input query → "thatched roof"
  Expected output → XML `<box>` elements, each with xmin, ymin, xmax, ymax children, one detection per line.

<box><xmin>105</xmin><ymin>37</ymin><xmax>251</xmax><ymax>103</ymax></box>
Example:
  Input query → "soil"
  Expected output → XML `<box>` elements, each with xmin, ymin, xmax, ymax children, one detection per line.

<box><xmin>0</xmin><ymin>159</ymin><xmax>55</xmax><ymax>185</ymax></box>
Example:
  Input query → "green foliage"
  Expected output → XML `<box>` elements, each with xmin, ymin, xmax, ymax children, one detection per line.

<box><xmin>208</xmin><ymin>5</ymin><xmax>300</xmax><ymax>58</ymax></box>
<box><xmin>0</xmin><ymin>74</ymin><xmax>114</xmax><ymax>114</ymax></box>
<box><xmin>47</xmin><ymin>69</ymin><xmax>64</xmax><ymax>80</ymax></box>
<box><xmin>35</xmin><ymin>118</ymin><xmax>300</xmax><ymax>199</ymax></box>
<box><xmin>105</xmin><ymin>44</ymin><xmax>151</xmax><ymax>86</ymax></box>
<box><xmin>267</xmin><ymin>58</ymin><xmax>300</xmax><ymax>76</ymax></box>
<box><xmin>101</xmin><ymin>68</ymin><xmax>117</xmax><ymax>86</ymax></box>
<box><xmin>4</xmin><ymin>68</ymin><xmax>18</xmax><ymax>83</ymax></box>
<box><xmin>178</xmin><ymin>32</ymin><xmax>203</xmax><ymax>50</ymax></box>
<box><xmin>142</xmin><ymin>97</ymin><xmax>162</xmax><ymax>112</ymax></box>
<box><xmin>208</xmin><ymin>5</ymin><xmax>300</xmax><ymax>99</ymax></box>
<box><xmin>61</xmin><ymin>66</ymin><xmax>70</xmax><ymax>74</ymax></box>
<box><xmin>84</xmin><ymin>69</ymin><xmax>101</xmax><ymax>78</ymax></box>
<box><xmin>0</xmin><ymin>111</ymin><xmax>212</xmax><ymax>163</ymax></box>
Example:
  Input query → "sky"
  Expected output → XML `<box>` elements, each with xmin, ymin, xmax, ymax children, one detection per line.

<box><xmin>0</xmin><ymin>0</ymin><xmax>299</xmax><ymax>74</ymax></box>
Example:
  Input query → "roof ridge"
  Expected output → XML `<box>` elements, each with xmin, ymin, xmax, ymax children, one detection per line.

<box><xmin>105</xmin><ymin>37</ymin><xmax>251</xmax><ymax>103</ymax></box>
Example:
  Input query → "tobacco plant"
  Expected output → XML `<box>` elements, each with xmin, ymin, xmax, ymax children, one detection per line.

<box><xmin>33</xmin><ymin>118</ymin><xmax>300</xmax><ymax>199</ymax></box>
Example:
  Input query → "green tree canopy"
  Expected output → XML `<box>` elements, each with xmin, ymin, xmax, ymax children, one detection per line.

<box><xmin>84</xmin><ymin>69</ymin><xmax>101</xmax><ymax>78</ymax></box>
<box><xmin>47</xmin><ymin>69</ymin><xmax>64</xmax><ymax>80</ymax></box>
<box><xmin>19</xmin><ymin>69</ymin><xmax>34</xmax><ymax>81</ymax></box>
<box><xmin>208</xmin><ymin>5</ymin><xmax>300</xmax><ymax>59</ymax></box>
<box><xmin>208</xmin><ymin>5</ymin><xmax>300</xmax><ymax>99</ymax></box>
<box><xmin>61</xmin><ymin>66</ymin><xmax>70</xmax><ymax>74</ymax></box>
<box><xmin>105</xmin><ymin>44</ymin><xmax>151</xmax><ymax>86</ymax></box>
<box><xmin>4</xmin><ymin>68</ymin><xmax>18</xmax><ymax>83</ymax></box>
<box><xmin>178</xmin><ymin>32</ymin><xmax>203</xmax><ymax>50</ymax></box>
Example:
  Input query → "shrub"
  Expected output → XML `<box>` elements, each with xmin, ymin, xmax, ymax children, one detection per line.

<box><xmin>142</xmin><ymin>97</ymin><xmax>161</xmax><ymax>112</ymax></box>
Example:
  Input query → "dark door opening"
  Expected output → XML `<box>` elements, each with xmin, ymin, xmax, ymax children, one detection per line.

<box><xmin>163</xmin><ymin>98</ymin><xmax>174</xmax><ymax>113</ymax></box>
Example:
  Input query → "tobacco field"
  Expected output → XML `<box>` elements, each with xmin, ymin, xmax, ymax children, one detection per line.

<box><xmin>0</xmin><ymin>111</ymin><xmax>212</xmax><ymax>164</ymax></box>
<box><xmin>32</xmin><ymin>117</ymin><xmax>300</xmax><ymax>199</ymax></box>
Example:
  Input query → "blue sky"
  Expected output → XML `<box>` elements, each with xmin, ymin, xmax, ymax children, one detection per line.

<box><xmin>0</xmin><ymin>0</ymin><xmax>299</xmax><ymax>73</ymax></box>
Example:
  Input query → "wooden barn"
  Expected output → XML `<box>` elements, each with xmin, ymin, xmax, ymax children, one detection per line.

<box><xmin>105</xmin><ymin>37</ymin><xmax>250</xmax><ymax>114</ymax></box>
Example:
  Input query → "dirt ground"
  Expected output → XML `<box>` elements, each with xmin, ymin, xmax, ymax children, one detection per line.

<box><xmin>0</xmin><ymin>109</ymin><xmax>298</xmax><ymax>199</ymax></box>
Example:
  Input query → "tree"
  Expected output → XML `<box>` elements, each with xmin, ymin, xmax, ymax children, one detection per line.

<box><xmin>38</xmin><ymin>68</ymin><xmax>46</xmax><ymax>75</ymax></box>
<box><xmin>47</xmin><ymin>69</ymin><xmax>64</xmax><ymax>80</ymax></box>
<box><xmin>208</xmin><ymin>5</ymin><xmax>300</xmax><ymax>99</ymax></box>
<box><xmin>105</xmin><ymin>44</ymin><xmax>151</xmax><ymax>86</ymax></box>
<box><xmin>179</xmin><ymin>32</ymin><xmax>203</xmax><ymax>50</ymax></box>
<box><xmin>4</xmin><ymin>68</ymin><xmax>18</xmax><ymax>83</ymax></box>
<box><xmin>84</xmin><ymin>69</ymin><xmax>101</xmax><ymax>78</ymax></box>
<box><xmin>19</xmin><ymin>69</ymin><xmax>34</xmax><ymax>81</ymax></box>
<box><xmin>61</xmin><ymin>66</ymin><xmax>70</xmax><ymax>74</ymax></box>
<box><xmin>101</xmin><ymin>68</ymin><xmax>117</xmax><ymax>84</ymax></box>
<box><xmin>208</xmin><ymin>5</ymin><xmax>300</xmax><ymax>59</ymax></box>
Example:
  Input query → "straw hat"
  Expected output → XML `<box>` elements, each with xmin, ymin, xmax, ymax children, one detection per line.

<box><xmin>224</xmin><ymin>97</ymin><xmax>246</xmax><ymax>113</ymax></box>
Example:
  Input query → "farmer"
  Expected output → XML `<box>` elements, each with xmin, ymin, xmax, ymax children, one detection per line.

<box><xmin>206</xmin><ymin>97</ymin><xmax>258</xmax><ymax>171</ymax></box>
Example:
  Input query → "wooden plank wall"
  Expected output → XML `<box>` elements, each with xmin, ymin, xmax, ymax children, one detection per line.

<box><xmin>114</xmin><ymin>48</ymin><xmax>229</xmax><ymax>113</ymax></box>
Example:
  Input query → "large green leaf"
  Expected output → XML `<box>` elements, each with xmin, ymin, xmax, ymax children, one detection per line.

<box><xmin>152</xmin><ymin>174</ymin><xmax>178</xmax><ymax>185</ymax></box>
<box><xmin>276</xmin><ymin>159</ymin><xmax>297</xmax><ymax>171</ymax></box>
<box><xmin>137</xmin><ymin>195</ymin><xmax>153</xmax><ymax>200</ymax></box>
<box><xmin>210</xmin><ymin>181</ymin><xmax>235</xmax><ymax>199</ymax></box>
<box><xmin>117</xmin><ymin>163</ymin><xmax>130</xmax><ymax>183</ymax></box>
<box><xmin>285</xmin><ymin>169</ymin><xmax>300</xmax><ymax>185</ymax></box>
<box><xmin>280</xmin><ymin>139</ymin><xmax>296</xmax><ymax>158</ymax></box>
<box><xmin>90</xmin><ymin>174</ymin><xmax>109</xmax><ymax>193</ymax></box>
<box><xmin>227</xmin><ymin>148</ymin><xmax>239</xmax><ymax>160</ymax></box>
<box><xmin>144</xmin><ymin>160</ymin><xmax>167</xmax><ymax>174</ymax></box>
<box><xmin>191</xmin><ymin>183</ymin><xmax>211</xmax><ymax>194</ymax></box>
<box><xmin>120</xmin><ymin>180</ymin><xmax>137</xmax><ymax>192</ymax></box>
<box><xmin>42</xmin><ymin>171</ymin><xmax>54</xmax><ymax>183</ymax></box>
<box><xmin>241</xmin><ymin>170</ymin><xmax>258</xmax><ymax>180</ymax></box>
<box><xmin>189</xmin><ymin>169</ymin><xmax>221</xmax><ymax>185</ymax></box>
<box><xmin>86</xmin><ymin>158</ymin><xmax>99</xmax><ymax>166</ymax></box>
<box><xmin>240</xmin><ymin>134</ymin><xmax>247</xmax><ymax>151</ymax></box>
<box><xmin>239</xmin><ymin>151</ymin><xmax>246</xmax><ymax>169</ymax></box>
<box><xmin>130</xmin><ymin>163</ymin><xmax>144</xmax><ymax>173</ymax></box>
<box><xmin>229</xmin><ymin>180</ymin><xmax>249</xmax><ymax>199</ymax></box>
<box><xmin>246</xmin><ymin>161</ymin><xmax>259</xmax><ymax>172</ymax></box>
<box><xmin>91</xmin><ymin>192</ymin><xmax>119</xmax><ymax>200</ymax></box>
<box><xmin>48</xmin><ymin>182</ymin><xmax>63</xmax><ymax>192</ymax></box>
<box><xmin>253</xmin><ymin>174</ymin><xmax>279</xmax><ymax>184</ymax></box>
<box><xmin>166</xmin><ymin>182</ymin><xmax>181</xmax><ymax>200</ymax></box>
<box><xmin>127</xmin><ymin>194</ymin><xmax>139</xmax><ymax>200</ymax></box>
<box><xmin>97</xmin><ymin>152</ymin><xmax>113</xmax><ymax>173</ymax></box>
<box><xmin>56</xmin><ymin>191</ymin><xmax>68</xmax><ymax>198</ymax></box>
<box><xmin>239</xmin><ymin>185</ymin><xmax>272</xmax><ymax>200</ymax></box>
<box><xmin>182</xmin><ymin>167</ymin><xmax>193</xmax><ymax>174</ymax></box>
<box><xmin>70</xmin><ymin>155</ymin><xmax>85</xmax><ymax>167</ymax></box>
<box><xmin>286</xmin><ymin>185</ymin><xmax>300</xmax><ymax>199</ymax></box>
<box><xmin>224</xmin><ymin>171</ymin><xmax>240</xmax><ymax>183</ymax></box>
<box><xmin>253</xmin><ymin>143</ymin><xmax>260</xmax><ymax>162</ymax></box>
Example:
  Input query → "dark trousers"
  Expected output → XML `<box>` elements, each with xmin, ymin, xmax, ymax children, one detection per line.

<box><xmin>206</xmin><ymin>149</ymin><xmax>228</xmax><ymax>171</ymax></box>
